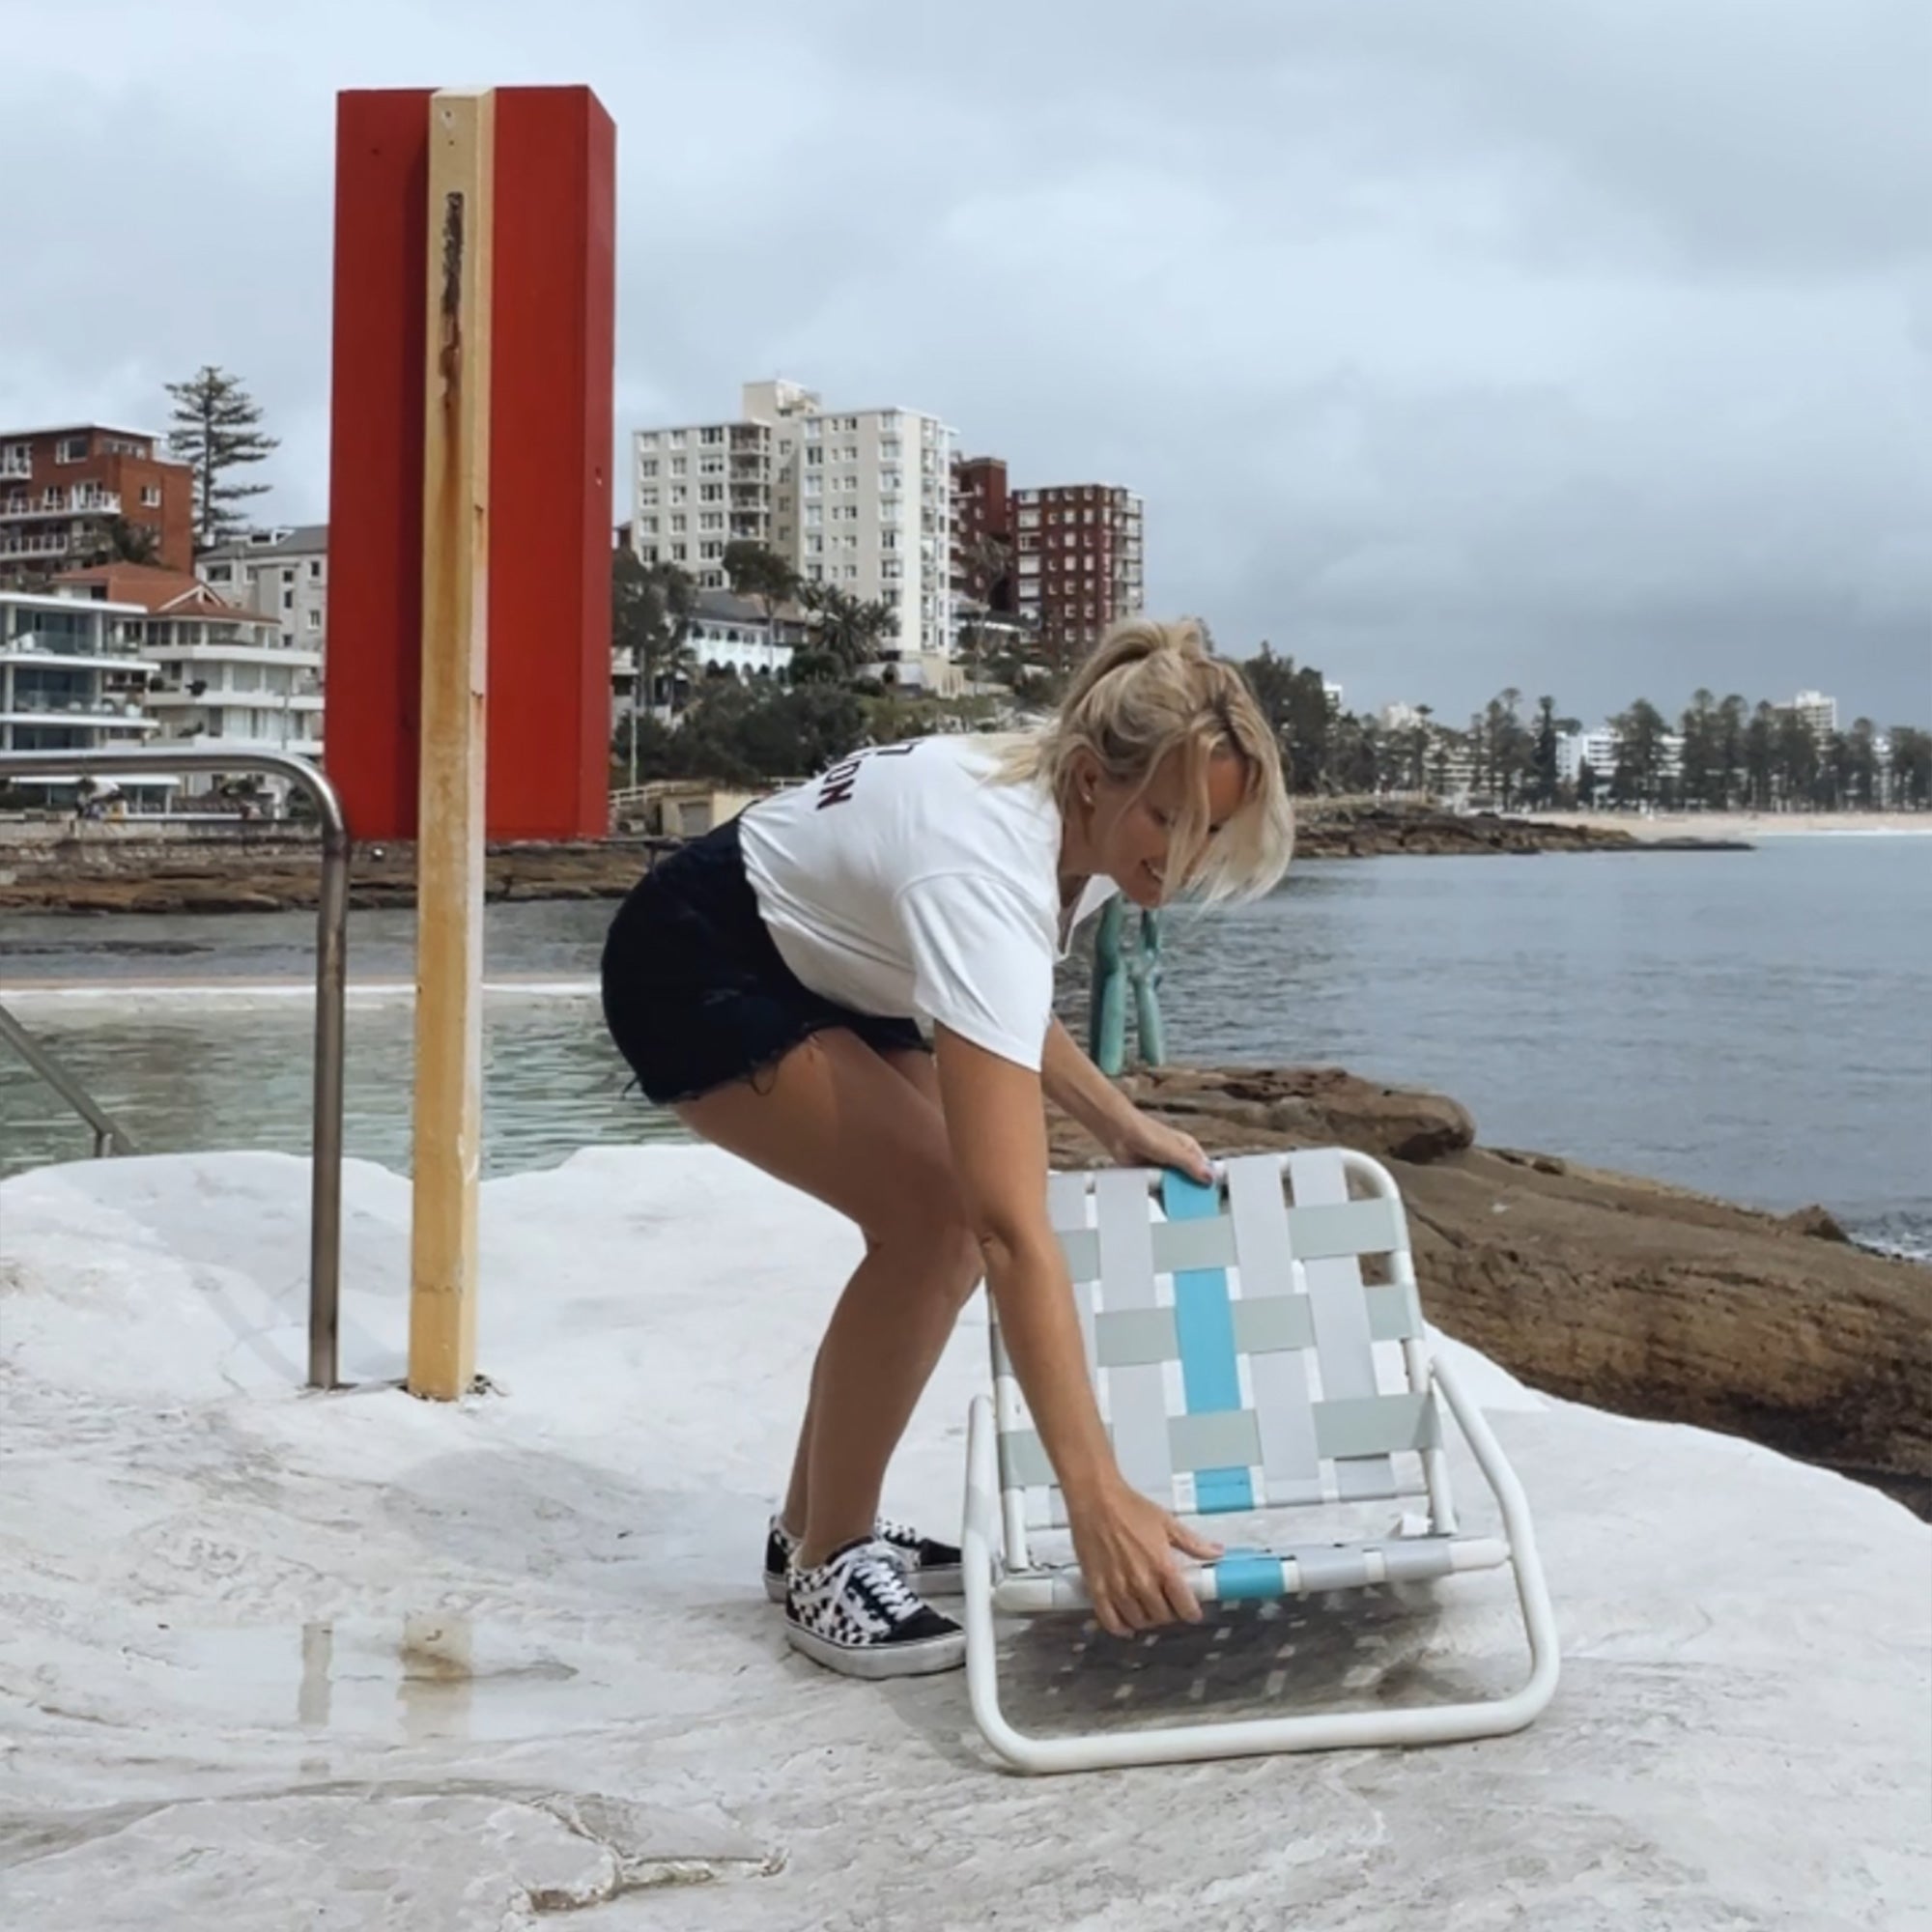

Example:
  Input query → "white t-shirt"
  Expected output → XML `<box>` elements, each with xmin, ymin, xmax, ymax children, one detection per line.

<box><xmin>737</xmin><ymin>735</ymin><xmax>1116</xmax><ymax>1070</ymax></box>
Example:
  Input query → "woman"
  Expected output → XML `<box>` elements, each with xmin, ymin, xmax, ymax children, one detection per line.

<box><xmin>600</xmin><ymin>617</ymin><xmax>1294</xmax><ymax>1679</ymax></box>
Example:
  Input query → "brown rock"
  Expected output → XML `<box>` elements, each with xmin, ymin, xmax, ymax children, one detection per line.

<box><xmin>1784</xmin><ymin>1204</ymin><xmax>1851</xmax><ymax>1243</ymax></box>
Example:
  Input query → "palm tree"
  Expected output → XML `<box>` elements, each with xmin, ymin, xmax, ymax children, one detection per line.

<box><xmin>956</xmin><ymin>532</ymin><xmax>1014</xmax><ymax>684</ymax></box>
<box><xmin>795</xmin><ymin>583</ymin><xmax>894</xmax><ymax>685</ymax></box>
<box><xmin>611</xmin><ymin>550</ymin><xmax>696</xmax><ymax>785</ymax></box>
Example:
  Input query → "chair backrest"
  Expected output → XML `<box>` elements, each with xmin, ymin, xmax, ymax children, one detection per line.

<box><xmin>990</xmin><ymin>1148</ymin><xmax>1443</xmax><ymax>1533</ymax></box>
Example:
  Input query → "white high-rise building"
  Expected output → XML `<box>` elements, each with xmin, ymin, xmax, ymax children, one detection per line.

<box><xmin>1789</xmin><ymin>690</ymin><xmax>1838</xmax><ymax>741</ymax></box>
<box><xmin>634</xmin><ymin>381</ymin><xmax>955</xmax><ymax>677</ymax></box>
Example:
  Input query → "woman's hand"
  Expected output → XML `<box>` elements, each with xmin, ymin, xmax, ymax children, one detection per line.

<box><xmin>1068</xmin><ymin>1480</ymin><xmax>1223</xmax><ymax>1635</ymax></box>
<box><xmin>1104</xmin><ymin>1107</ymin><xmax>1213</xmax><ymax>1185</ymax></box>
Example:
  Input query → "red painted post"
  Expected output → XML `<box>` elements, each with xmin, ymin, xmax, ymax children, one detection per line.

<box><xmin>326</xmin><ymin>85</ymin><xmax>615</xmax><ymax>845</ymax></box>
<box><xmin>488</xmin><ymin>87</ymin><xmax>616</xmax><ymax>840</ymax></box>
<box><xmin>327</xmin><ymin>88</ymin><xmax>433</xmax><ymax>842</ymax></box>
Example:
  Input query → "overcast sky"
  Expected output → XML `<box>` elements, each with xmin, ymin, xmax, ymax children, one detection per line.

<box><xmin>5</xmin><ymin>0</ymin><xmax>1927</xmax><ymax>725</ymax></box>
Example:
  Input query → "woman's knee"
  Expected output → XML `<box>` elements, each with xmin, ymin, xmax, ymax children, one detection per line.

<box><xmin>864</xmin><ymin>1203</ymin><xmax>983</xmax><ymax>1305</ymax></box>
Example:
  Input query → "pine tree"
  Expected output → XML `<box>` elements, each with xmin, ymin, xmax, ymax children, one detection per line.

<box><xmin>165</xmin><ymin>366</ymin><xmax>278</xmax><ymax>551</ymax></box>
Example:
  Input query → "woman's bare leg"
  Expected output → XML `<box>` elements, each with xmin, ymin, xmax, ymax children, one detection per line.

<box><xmin>675</xmin><ymin>1033</ymin><xmax>980</xmax><ymax>1568</ymax></box>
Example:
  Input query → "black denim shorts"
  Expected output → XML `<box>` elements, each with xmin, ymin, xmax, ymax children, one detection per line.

<box><xmin>599</xmin><ymin>815</ymin><xmax>928</xmax><ymax>1106</ymax></box>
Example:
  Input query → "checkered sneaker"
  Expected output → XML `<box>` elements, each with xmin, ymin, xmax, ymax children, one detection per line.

<box><xmin>763</xmin><ymin>1513</ymin><xmax>962</xmax><ymax>1603</ymax></box>
<box><xmin>782</xmin><ymin>1537</ymin><xmax>965</xmax><ymax>1679</ymax></box>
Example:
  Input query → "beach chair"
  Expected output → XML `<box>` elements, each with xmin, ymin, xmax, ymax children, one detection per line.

<box><xmin>961</xmin><ymin>1148</ymin><xmax>1559</xmax><ymax>1774</ymax></box>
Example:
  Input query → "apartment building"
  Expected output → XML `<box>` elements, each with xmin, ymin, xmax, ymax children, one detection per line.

<box><xmin>1010</xmin><ymin>482</ymin><xmax>1144</xmax><ymax>655</ymax></box>
<box><xmin>0</xmin><ymin>425</ymin><xmax>193</xmax><ymax>580</ymax></box>
<box><xmin>1788</xmin><ymin>690</ymin><xmax>1838</xmax><ymax>741</ymax></box>
<box><xmin>634</xmin><ymin>380</ymin><xmax>955</xmax><ymax>675</ymax></box>
<box><xmin>0</xmin><ymin>588</ymin><xmax>162</xmax><ymax>804</ymax></box>
<box><xmin>56</xmin><ymin>565</ymin><xmax>322</xmax><ymax>797</ymax></box>
<box><xmin>198</xmin><ymin>525</ymin><xmax>328</xmax><ymax>661</ymax></box>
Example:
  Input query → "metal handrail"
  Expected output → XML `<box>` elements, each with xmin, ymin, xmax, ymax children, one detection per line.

<box><xmin>0</xmin><ymin>747</ymin><xmax>350</xmax><ymax>1390</ymax></box>
<box><xmin>0</xmin><ymin>1000</ymin><xmax>139</xmax><ymax>1155</ymax></box>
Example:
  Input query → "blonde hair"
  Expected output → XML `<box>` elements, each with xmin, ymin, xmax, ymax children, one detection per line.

<box><xmin>995</xmin><ymin>617</ymin><xmax>1294</xmax><ymax>903</ymax></box>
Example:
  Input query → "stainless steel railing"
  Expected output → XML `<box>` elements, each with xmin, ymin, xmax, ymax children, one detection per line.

<box><xmin>0</xmin><ymin>748</ymin><xmax>350</xmax><ymax>1389</ymax></box>
<box><xmin>0</xmin><ymin>1001</ymin><xmax>139</xmax><ymax>1155</ymax></box>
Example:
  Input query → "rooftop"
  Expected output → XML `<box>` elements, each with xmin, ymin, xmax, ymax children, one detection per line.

<box><xmin>198</xmin><ymin>524</ymin><xmax>328</xmax><ymax>561</ymax></box>
<box><xmin>53</xmin><ymin>564</ymin><xmax>279</xmax><ymax>623</ymax></box>
<box><xmin>0</xmin><ymin>423</ymin><xmax>162</xmax><ymax>443</ymax></box>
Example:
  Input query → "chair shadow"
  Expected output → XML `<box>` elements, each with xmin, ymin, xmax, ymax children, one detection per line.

<box><xmin>888</xmin><ymin>1576</ymin><xmax>1526</xmax><ymax>1770</ymax></box>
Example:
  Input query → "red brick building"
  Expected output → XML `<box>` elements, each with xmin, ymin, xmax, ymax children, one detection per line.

<box><xmin>951</xmin><ymin>454</ymin><xmax>1017</xmax><ymax>617</ymax></box>
<box><xmin>0</xmin><ymin>425</ymin><xmax>195</xmax><ymax>582</ymax></box>
<box><xmin>1012</xmin><ymin>481</ymin><xmax>1145</xmax><ymax>658</ymax></box>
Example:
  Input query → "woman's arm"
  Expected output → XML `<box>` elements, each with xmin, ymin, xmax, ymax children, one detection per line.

<box><xmin>934</xmin><ymin>1024</ymin><xmax>1217</xmax><ymax>1634</ymax></box>
<box><xmin>1040</xmin><ymin>1017</ymin><xmax>1212</xmax><ymax>1182</ymax></box>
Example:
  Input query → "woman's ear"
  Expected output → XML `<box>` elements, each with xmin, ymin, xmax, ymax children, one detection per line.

<box><xmin>1066</xmin><ymin>747</ymin><xmax>1100</xmax><ymax>809</ymax></box>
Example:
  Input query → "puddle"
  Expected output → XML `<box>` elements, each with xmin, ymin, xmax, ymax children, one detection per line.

<box><xmin>140</xmin><ymin>1615</ymin><xmax>588</xmax><ymax>1743</ymax></box>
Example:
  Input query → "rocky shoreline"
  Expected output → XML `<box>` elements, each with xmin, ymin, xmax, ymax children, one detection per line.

<box><xmin>1052</xmin><ymin>1064</ymin><xmax>1930</xmax><ymax>1522</ymax></box>
<box><xmin>0</xmin><ymin>803</ymin><xmax>1743</xmax><ymax>916</ymax></box>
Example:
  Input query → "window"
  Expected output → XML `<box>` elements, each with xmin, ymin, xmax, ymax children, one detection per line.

<box><xmin>140</xmin><ymin>485</ymin><xmax>161</xmax><ymax>508</ymax></box>
<box><xmin>282</xmin><ymin>588</ymin><xmax>295</xmax><ymax>610</ymax></box>
<box><xmin>1017</xmin><ymin>510</ymin><xmax>1038</xmax><ymax>530</ymax></box>
<box><xmin>308</xmin><ymin>558</ymin><xmax>322</xmax><ymax>579</ymax></box>
<box><xmin>669</xmin><ymin>457</ymin><xmax>688</xmax><ymax>477</ymax></box>
<box><xmin>699</xmin><ymin>483</ymin><xmax>724</xmax><ymax>503</ymax></box>
<box><xmin>840</xmin><ymin>444</ymin><xmax>860</xmax><ymax>463</ymax></box>
<box><xmin>805</xmin><ymin>535</ymin><xmax>824</xmax><ymax>554</ymax></box>
<box><xmin>699</xmin><ymin>512</ymin><xmax>724</xmax><ymax>532</ymax></box>
<box><xmin>805</xmin><ymin>505</ymin><xmax>823</xmax><ymax>527</ymax></box>
<box><xmin>804</xmin><ymin>474</ymin><xmax>822</xmax><ymax>497</ymax></box>
<box><xmin>699</xmin><ymin>540</ymin><xmax>724</xmax><ymax>560</ymax></box>
<box><xmin>667</xmin><ymin>431</ymin><xmax>686</xmax><ymax>446</ymax></box>
<box><xmin>670</xmin><ymin>543</ymin><xmax>688</xmax><ymax>561</ymax></box>
<box><xmin>55</xmin><ymin>435</ymin><xmax>88</xmax><ymax>463</ymax></box>
<box><xmin>880</xmin><ymin>469</ymin><xmax>901</xmax><ymax>492</ymax></box>
<box><xmin>207</xmin><ymin>563</ymin><xmax>232</xmax><ymax>582</ymax></box>
<box><xmin>699</xmin><ymin>455</ymin><xmax>725</xmax><ymax>476</ymax></box>
<box><xmin>805</xmin><ymin>446</ymin><xmax>823</xmax><ymax>467</ymax></box>
<box><xmin>639</xmin><ymin>460</ymin><xmax>659</xmax><ymax>478</ymax></box>
<box><xmin>639</xmin><ymin>488</ymin><xmax>659</xmax><ymax>508</ymax></box>
<box><xmin>880</xmin><ymin>440</ymin><xmax>902</xmax><ymax>462</ymax></box>
<box><xmin>840</xmin><ymin>533</ymin><xmax>859</xmax><ymax>552</ymax></box>
<box><xmin>881</xmin><ymin>530</ymin><xmax>898</xmax><ymax>552</ymax></box>
<box><xmin>668</xmin><ymin>486</ymin><xmax>688</xmax><ymax>504</ymax></box>
<box><xmin>700</xmin><ymin>426</ymin><xmax>725</xmax><ymax>445</ymax></box>
<box><xmin>844</xmin><ymin>564</ymin><xmax>860</xmax><ymax>581</ymax></box>
<box><xmin>306</xmin><ymin>610</ymin><xmax>322</xmax><ymax>631</ymax></box>
<box><xmin>669</xmin><ymin>514</ymin><xmax>687</xmax><ymax>533</ymax></box>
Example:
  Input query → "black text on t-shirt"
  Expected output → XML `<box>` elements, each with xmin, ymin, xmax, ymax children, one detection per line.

<box><xmin>815</xmin><ymin>740</ymin><xmax>923</xmax><ymax>810</ymax></box>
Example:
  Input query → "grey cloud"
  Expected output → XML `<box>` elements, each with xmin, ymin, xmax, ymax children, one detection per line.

<box><xmin>3</xmin><ymin>0</ymin><xmax>1926</xmax><ymax>724</ymax></box>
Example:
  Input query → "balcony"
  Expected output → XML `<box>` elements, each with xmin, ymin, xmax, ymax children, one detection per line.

<box><xmin>0</xmin><ymin>699</ymin><xmax>156</xmax><ymax>734</ymax></box>
<box><xmin>0</xmin><ymin>533</ymin><xmax>71</xmax><ymax>559</ymax></box>
<box><xmin>0</xmin><ymin>490</ymin><xmax>119</xmax><ymax>522</ymax></box>
<box><xmin>0</xmin><ymin>629</ymin><xmax>155</xmax><ymax>664</ymax></box>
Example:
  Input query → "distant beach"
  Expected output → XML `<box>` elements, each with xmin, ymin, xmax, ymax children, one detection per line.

<box><xmin>1524</xmin><ymin>809</ymin><xmax>1930</xmax><ymax>842</ymax></box>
